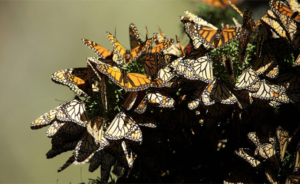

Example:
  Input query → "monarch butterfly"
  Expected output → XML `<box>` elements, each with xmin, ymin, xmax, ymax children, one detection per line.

<box><xmin>184</xmin><ymin>19</ymin><xmax>247</xmax><ymax>49</ymax></box>
<box><xmin>276</xmin><ymin>126</ymin><xmax>291</xmax><ymax>161</ymax></box>
<box><xmin>106</xmin><ymin>32</ymin><xmax>153</xmax><ymax>66</ymax></box>
<box><xmin>252</xmin><ymin>79</ymin><xmax>290</xmax><ymax>103</ymax></box>
<box><xmin>187</xmin><ymin>82</ymin><xmax>207</xmax><ymax>110</ymax></box>
<box><xmin>104</xmin><ymin>111</ymin><xmax>142</xmax><ymax>143</ymax></box>
<box><xmin>55</xmin><ymin>97</ymin><xmax>89</xmax><ymax>127</ymax></box>
<box><xmin>145</xmin><ymin>38</ymin><xmax>174</xmax><ymax>54</ymax></box>
<box><xmin>235</xmin><ymin>67</ymin><xmax>260</xmax><ymax>91</ymax></box>
<box><xmin>155</xmin><ymin>65</ymin><xmax>176</xmax><ymax>85</ymax></box>
<box><xmin>58</xmin><ymin>152</ymin><xmax>95</xmax><ymax>172</ymax></box>
<box><xmin>187</xmin><ymin>54</ymin><xmax>214</xmax><ymax>83</ymax></box>
<box><xmin>96</xmin><ymin>60</ymin><xmax>161</xmax><ymax>91</ymax></box>
<box><xmin>277</xmin><ymin>71</ymin><xmax>300</xmax><ymax>93</ymax></box>
<box><xmin>266</xmin><ymin>65</ymin><xmax>279</xmax><ymax>79</ymax></box>
<box><xmin>260</xmin><ymin>10</ymin><xmax>289</xmax><ymax>41</ymax></box>
<box><xmin>180</xmin><ymin>11</ymin><xmax>217</xmax><ymax>28</ymax></box>
<box><xmin>129</xmin><ymin>23</ymin><xmax>143</xmax><ymax>50</ymax></box>
<box><xmin>222</xmin><ymin>55</ymin><xmax>234</xmax><ymax>83</ymax></box>
<box><xmin>51</xmin><ymin>68</ymin><xmax>95</xmax><ymax>97</ymax></box>
<box><xmin>170</xmin><ymin>57</ymin><xmax>198</xmax><ymax>80</ymax></box>
<box><xmin>235</xmin><ymin>148</ymin><xmax>261</xmax><ymax>167</ymax></box>
<box><xmin>46</xmin><ymin>134</ymin><xmax>81</xmax><ymax>159</ymax></box>
<box><xmin>163</xmin><ymin>35</ymin><xmax>185</xmax><ymax>57</ymax></box>
<box><xmin>286</xmin><ymin>174</ymin><xmax>300</xmax><ymax>184</ymax></box>
<box><xmin>247</xmin><ymin>132</ymin><xmax>278</xmax><ymax>164</ymax></box>
<box><xmin>31</xmin><ymin>105</ymin><xmax>60</xmax><ymax>129</ymax></box>
<box><xmin>270</xmin><ymin>0</ymin><xmax>300</xmax><ymax>22</ymax></box>
<box><xmin>154</xmin><ymin>26</ymin><xmax>166</xmax><ymax>44</ymax></box>
<box><xmin>123</xmin><ymin>91</ymin><xmax>139</xmax><ymax>111</ymax></box>
<box><xmin>270</xmin><ymin>1</ymin><xmax>300</xmax><ymax>50</ymax></box>
<box><xmin>202</xmin><ymin>78</ymin><xmax>238</xmax><ymax>106</ymax></box>
<box><xmin>253</xmin><ymin>48</ymin><xmax>277</xmax><ymax>75</ymax></box>
<box><xmin>232</xmin><ymin>90</ymin><xmax>253</xmax><ymax>109</ymax></box>
<box><xmin>74</xmin><ymin>131</ymin><xmax>99</xmax><ymax>162</ymax></box>
<box><xmin>134</xmin><ymin>92</ymin><xmax>175</xmax><ymax>114</ymax></box>
<box><xmin>141</xmin><ymin>53</ymin><xmax>163</xmax><ymax>77</ymax></box>
<box><xmin>81</xmin><ymin>39</ymin><xmax>112</xmax><ymax>59</ymax></box>
<box><xmin>87</xmin><ymin>116</ymin><xmax>110</xmax><ymax>147</ymax></box>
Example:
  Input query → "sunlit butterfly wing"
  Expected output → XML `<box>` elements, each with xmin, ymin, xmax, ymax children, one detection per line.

<box><xmin>31</xmin><ymin>105</ymin><xmax>60</xmax><ymax>129</ymax></box>
<box><xmin>182</xmin><ymin>11</ymin><xmax>218</xmax><ymax>28</ymax></box>
<box><xmin>154</xmin><ymin>26</ymin><xmax>166</xmax><ymax>44</ymax></box>
<box><xmin>96</xmin><ymin>60</ymin><xmax>160</xmax><ymax>91</ymax></box>
<box><xmin>104</xmin><ymin>111</ymin><xmax>142</xmax><ymax>143</ymax></box>
<box><xmin>235</xmin><ymin>148</ymin><xmax>261</xmax><ymax>167</ymax></box>
<box><xmin>46</xmin><ymin>121</ymin><xmax>65</xmax><ymax>138</ymax></box>
<box><xmin>56</xmin><ymin>97</ymin><xmax>89</xmax><ymax>127</ymax></box>
<box><xmin>129</xmin><ymin>23</ymin><xmax>142</xmax><ymax>50</ymax></box>
<box><xmin>270</xmin><ymin>0</ymin><xmax>300</xmax><ymax>22</ymax></box>
<box><xmin>81</xmin><ymin>39</ymin><xmax>111</xmax><ymax>59</ymax></box>
<box><xmin>87</xmin><ymin>116</ymin><xmax>110</xmax><ymax>147</ymax></box>
<box><xmin>252</xmin><ymin>79</ymin><xmax>290</xmax><ymax>103</ymax></box>
<box><xmin>235</xmin><ymin>67</ymin><xmax>260</xmax><ymax>91</ymax></box>
<box><xmin>276</xmin><ymin>126</ymin><xmax>290</xmax><ymax>161</ymax></box>
<box><xmin>188</xmin><ymin>54</ymin><xmax>214</xmax><ymax>83</ymax></box>
<box><xmin>51</xmin><ymin>68</ymin><xmax>93</xmax><ymax>97</ymax></box>
<box><xmin>266</xmin><ymin>65</ymin><xmax>279</xmax><ymax>79</ymax></box>
<box><xmin>106</xmin><ymin>32</ymin><xmax>152</xmax><ymax>66</ymax></box>
<box><xmin>294</xmin><ymin>142</ymin><xmax>300</xmax><ymax>172</ymax></box>
<box><xmin>156</xmin><ymin>65</ymin><xmax>176</xmax><ymax>85</ymax></box>
<box><xmin>147</xmin><ymin>38</ymin><xmax>173</xmax><ymax>54</ymax></box>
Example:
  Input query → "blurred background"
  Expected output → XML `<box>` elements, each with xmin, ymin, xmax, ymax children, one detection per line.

<box><xmin>0</xmin><ymin>0</ymin><xmax>268</xmax><ymax>183</ymax></box>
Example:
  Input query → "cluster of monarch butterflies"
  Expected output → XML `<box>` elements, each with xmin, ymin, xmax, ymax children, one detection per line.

<box><xmin>31</xmin><ymin>0</ymin><xmax>300</xmax><ymax>183</ymax></box>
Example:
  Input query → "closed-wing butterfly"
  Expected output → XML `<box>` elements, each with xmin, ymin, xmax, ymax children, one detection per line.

<box><xmin>96</xmin><ymin>60</ymin><xmax>161</xmax><ymax>92</ymax></box>
<box><xmin>51</xmin><ymin>68</ymin><xmax>95</xmax><ymax>97</ymax></box>
<box><xmin>251</xmin><ymin>79</ymin><xmax>290</xmax><ymax>103</ymax></box>
<box><xmin>165</xmin><ymin>35</ymin><xmax>185</xmax><ymax>57</ymax></box>
<box><xmin>235</xmin><ymin>67</ymin><xmax>260</xmax><ymax>91</ymax></box>
<box><xmin>55</xmin><ymin>97</ymin><xmax>90</xmax><ymax>127</ymax></box>
<box><xmin>235</xmin><ymin>148</ymin><xmax>261</xmax><ymax>168</ymax></box>
<box><xmin>285</xmin><ymin>174</ymin><xmax>300</xmax><ymax>184</ymax></box>
<box><xmin>276</xmin><ymin>126</ymin><xmax>292</xmax><ymax>161</ymax></box>
<box><xmin>87</xmin><ymin>116</ymin><xmax>110</xmax><ymax>147</ymax></box>
<box><xmin>31</xmin><ymin>105</ymin><xmax>61</xmax><ymax>129</ymax></box>
<box><xmin>106</xmin><ymin>32</ymin><xmax>153</xmax><ymax>66</ymax></box>
<box><xmin>270</xmin><ymin>0</ymin><xmax>300</xmax><ymax>23</ymax></box>
<box><xmin>104</xmin><ymin>111</ymin><xmax>142</xmax><ymax>143</ymax></box>
<box><xmin>74</xmin><ymin>131</ymin><xmax>99</xmax><ymax>162</ymax></box>
<box><xmin>141</xmin><ymin>53</ymin><xmax>163</xmax><ymax>77</ymax></box>
<box><xmin>202</xmin><ymin>78</ymin><xmax>238</xmax><ymax>106</ymax></box>
<box><xmin>253</xmin><ymin>45</ymin><xmax>277</xmax><ymax>75</ymax></box>
<box><xmin>134</xmin><ymin>91</ymin><xmax>175</xmax><ymax>114</ymax></box>
<box><xmin>186</xmin><ymin>54</ymin><xmax>214</xmax><ymax>83</ymax></box>
<box><xmin>154</xmin><ymin>26</ymin><xmax>166</xmax><ymax>44</ymax></box>
<box><xmin>129</xmin><ymin>23</ymin><xmax>143</xmax><ymax>50</ymax></box>
<box><xmin>266</xmin><ymin>65</ymin><xmax>279</xmax><ymax>79</ymax></box>
<box><xmin>265</xmin><ymin>166</ymin><xmax>278</xmax><ymax>184</ymax></box>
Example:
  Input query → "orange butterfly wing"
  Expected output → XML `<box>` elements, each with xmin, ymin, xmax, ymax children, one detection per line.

<box><xmin>82</xmin><ymin>39</ymin><xmax>111</xmax><ymax>58</ymax></box>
